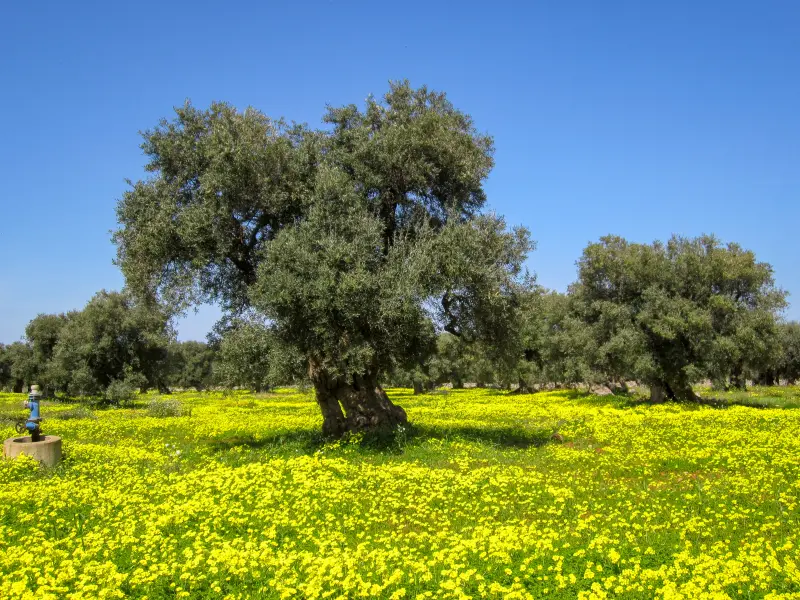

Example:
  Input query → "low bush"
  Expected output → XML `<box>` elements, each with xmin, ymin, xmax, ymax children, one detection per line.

<box><xmin>146</xmin><ymin>397</ymin><xmax>184</xmax><ymax>418</ymax></box>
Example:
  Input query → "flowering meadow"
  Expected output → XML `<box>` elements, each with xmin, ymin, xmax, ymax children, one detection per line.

<box><xmin>1</xmin><ymin>388</ymin><xmax>799</xmax><ymax>600</ymax></box>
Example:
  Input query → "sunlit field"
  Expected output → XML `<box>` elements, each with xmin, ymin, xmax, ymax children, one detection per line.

<box><xmin>1</xmin><ymin>388</ymin><xmax>799</xmax><ymax>600</ymax></box>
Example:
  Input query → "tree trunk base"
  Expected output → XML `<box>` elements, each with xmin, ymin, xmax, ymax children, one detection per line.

<box><xmin>649</xmin><ymin>379</ymin><xmax>699</xmax><ymax>404</ymax></box>
<box><xmin>509</xmin><ymin>385</ymin><xmax>536</xmax><ymax>395</ymax></box>
<box><xmin>649</xmin><ymin>384</ymin><xmax>666</xmax><ymax>404</ymax></box>
<box><xmin>509</xmin><ymin>378</ymin><xmax>535</xmax><ymax>395</ymax></box>
<box><xmin>313</xmin><ymin>370</ymin><xmax>407</xmax><ymax>438</ymax></box>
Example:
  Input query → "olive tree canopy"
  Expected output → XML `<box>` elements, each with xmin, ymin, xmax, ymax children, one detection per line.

<box><xmin>115</xmin><ymin>81</ymin><xmax>532</xmax><ymax>436</ymax></box>
<box><xmin>52</xmin><ymin>291</ymin><xmax>173</xmax><ymax>398</ymax></box>
<box><xmin>572</xmin><ymin>235</ymin><xmax>785</xmax><ymax>402</ymax></box>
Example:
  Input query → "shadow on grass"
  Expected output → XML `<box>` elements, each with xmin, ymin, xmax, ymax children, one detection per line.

<box><xmin>410</xmin><ymin>424</ymin><xmax>553</xmax><ymax>449</ymax></box>
<box><xmin>206</xmin><ymin>429</ymin><xmax>324</xmax><ymax>453</ymax></box>
<box><xmin>698</xmin><ymin>396</ymin><xmax>800</xmax><ymax>410</ymax></box>
<box><xmin>501</xmin><ymin>386</ymin><xmax>798</xmax><ymax>410</ymax></box>
<box><xmin>206</xmin><ymin>421</ymin><xmax>556</xmax><ymax>456</ymax></box>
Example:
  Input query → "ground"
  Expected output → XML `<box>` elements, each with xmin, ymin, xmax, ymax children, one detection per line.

<box><xmin>1</xmin><ymin>388</ymin><xmax>799</xmax><ymax>600</ymax></box>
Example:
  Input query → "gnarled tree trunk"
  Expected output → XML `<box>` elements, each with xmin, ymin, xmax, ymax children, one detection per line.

<box><xmin>412</xmin><ymin>380</ymin><xmax>424</xmax><ymax>395</ymax></box>
<box><xmin>509</xmin><ymin>377</ymin><xmax>535</xmax><ymax>395</ymax></box>
<box><xmin>730</xmin><ymin>363</ymin><xmax>747</xmax><ymax>390</ymax></box>
<box><xmin>756</xmin><ymin>370</ymin><xmax>776</xmax><ymax>387</ymax></box>
<box><xmin>649</xmin><ymin>375</ymin><xmax>699</xmax><ymax>403</ymax></box>
<box><xmin>649</xmin><ymin>383</ymin><xmax>666</xmax><ymax>404</ymax></box>
<box><xmin>310</xmin><ymin>363</ymin><xmax>407</xmax><ymax>437</ymax></box>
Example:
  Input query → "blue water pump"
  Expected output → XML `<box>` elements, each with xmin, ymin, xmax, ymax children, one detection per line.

<box><xmin>23</xmin><ymin>385</ymin><xmax>43</xmax><ymax>442</ymax></box>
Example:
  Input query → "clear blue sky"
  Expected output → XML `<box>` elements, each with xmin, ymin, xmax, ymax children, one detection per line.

<box><xmin>1</xmin><ymin>0</ymin><xmax>798</xmax><ymax>343</ymax></box>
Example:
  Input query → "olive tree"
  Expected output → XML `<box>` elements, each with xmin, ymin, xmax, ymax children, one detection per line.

<box><xmin>502</xmin><ymin>289</ymin><xmax>595</xmax><ymax>393</ymax></box>
<box><xmin>774</xmin><ymin>321</ymin><xmax>800</xmax><ymax>384</ymax></box>
<box><xmin>52</xmin><ymin>291</ymin><xmax>173</xmax><ymax>398</ymax></box>
<box><xmin>0</xmin><ymin>344</ymin><xmax>11</xmax><ymax>391</ymax></box>
<box><xmin>167</xmin><ymin>341</ymin><xmax>215</xmax><ymax>391</ymax></box>
<box><xmin>428</xmin><ymin>333</ymin><xmax>469</xmax><ymax>389</ymax></box>
<box><xmin>213</xmin><ymin>318</ymin><xmax>302</xmax><ymax>392</ymax></box>
<box><xmin>572</xmin><ymin>235</ymin><xmax>785</xmax><ymax>402</ymax></box>
<box><xmin>24</xmin><ymin>313</ymin><xmax>71</xmax><ymax>395</ymax></box>
<box><xmin>115</xmin><ymin>81</ymin><xmax>531</xmax><ymax>436</ymax></box>
<box><xmin>2</xmin><ymin>342</ymin><xmax>35</xmax><ymax>393</ymax></box>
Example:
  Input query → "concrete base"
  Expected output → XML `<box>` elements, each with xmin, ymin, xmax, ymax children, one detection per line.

<box><xmin>3</xmin><ymin>435</ymin><xmax>62</xmax><ymax>467</ymax></box>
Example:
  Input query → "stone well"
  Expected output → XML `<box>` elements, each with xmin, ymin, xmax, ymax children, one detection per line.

<box><xmin>3</xmin><ymin>435</ymin><xmax>62</xmax><ymax>467</ymax></box>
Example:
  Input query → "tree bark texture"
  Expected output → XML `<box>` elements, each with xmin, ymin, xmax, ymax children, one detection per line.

<box><xmin>509</xmin><ymin>378</ymin><xmax>535</xmax><ymax>395</ymax></box>
<box><xmin>649</xmin><ymin>376</ymin><xmax>699</xmax><ymax>403</ymax></box>
<box><xmin>756</xmin><ymin>370</ymin><xmax>776</xmax><ymax>386</ymax></box>
<box><xmin>412</xmin><ymin>380</ymin><xmax>424</xmax><ymax>395</ymax></box>
<box><xmin>649</xmin><ymin>383</ymin><xmax>666</xmax><ymax>404</ymax></box>
<box><xmin>310</xmin><ymin>364</ymin><xmax>408</xmax><ymax>437</ymax></box>
<box><xmin>730</xmin><ymin>363</ymin><xmax>747</xmax><ymax>391</ymax></box>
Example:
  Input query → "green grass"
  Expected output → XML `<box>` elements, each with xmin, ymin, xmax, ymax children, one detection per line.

<box><xmin>1</xmin><ymin>387</ymin><xmax>799</xmax><ymax>599</ymax></box>
<box><xmin>697</xmin><ymin>384</ymin><xmax>800</xmax><ymax>409</ymax></box>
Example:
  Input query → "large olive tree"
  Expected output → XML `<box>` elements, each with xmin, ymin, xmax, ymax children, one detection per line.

<box><xmin>572</xmin><ymin>235</ymin><xmax>785</xmax><ymax>402</ymax></box>
<box><xmin>115</xmin><ymin>82</ymin><xmax>531</xmax><ymax>436</ymax></box>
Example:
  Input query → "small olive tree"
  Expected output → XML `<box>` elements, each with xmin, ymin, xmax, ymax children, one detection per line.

<box><xmin>0</xmin><ymin>344</ymin><xmax>11</xmax><ymax>391</ymax></box>
<box><xmin>213</xmin><ymin>319</ymin><xmax>301</xmax><ymax>393</ymax></box>
<box><xmin>3</xmin><ymin>342</ymin><xmax>34</xmax><ymax>393</ymax></box>
<box><xmin>519</xmin><ymin>290</ymin><xmax>596</xmax><ymax>391</ymax></box>
<box><xmin>24</xmin><ymin>313</ymin><xmax>71</xmax><ymax>395</ymax></box>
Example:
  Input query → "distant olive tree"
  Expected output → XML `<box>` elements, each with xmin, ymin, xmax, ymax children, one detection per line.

<box><xmin>24</xmin><ymin>313</ymin><xmax>72</xmax><ymax>395</ymax></box>
<box><xmin>428</xmin><ymin>333</ymin><xmax>470</xmax><ymax>389</ymax></box>
<box><xmin>167</xmin><ymin>341</ymin><xmax>215</xmax><ymax>391</ymax></box>
<box><xmin>215</xmin><ymin>320</ymin><xmax>282</xmax><ymax>393</ymax></box>
<box><xmin>0</xmin><ymin>344</ymin><xmax>11</xmax><ymax>391</ymax></box>
<box><xmin>572</xmin><ymin>235</ymin><xmax>785</xmax><ymax>403</ymax></box>
<box><xmin>52</xmin><ymin>290</ymin><xmax>173</xmax><ymax>399</ymax></box>
<box><xmin>774</xmin><ymin>322</ymin><xmax>800</xmax><ymax>384</ymax></box>
<box><xmin>3</xmin><ymin>341</ymin><xmax>35</xmax><ymax>393</ymax></box>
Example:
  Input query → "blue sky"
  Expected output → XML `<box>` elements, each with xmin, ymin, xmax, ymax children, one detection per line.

<box><xmin>1</xmin><ymin>0</ymin><xmax>798</xmax><ymax>343</ymax></box>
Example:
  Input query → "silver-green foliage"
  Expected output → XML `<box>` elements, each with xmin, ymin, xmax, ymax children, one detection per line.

<box><xmin>115</xmin><ymin>81</ymin><xmax>532</xmax><ymax>434</ymax></box>
<box><xmin>571</xmin><ymin>235</ymin><xmax>786</xmax><ymax>401</ymax></box>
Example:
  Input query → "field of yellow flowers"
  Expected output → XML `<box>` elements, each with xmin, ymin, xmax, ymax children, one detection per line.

<box><xmin>1</xmin><ymin>387</ymin><xmax>799</xmax><ymax>600</ymax></box>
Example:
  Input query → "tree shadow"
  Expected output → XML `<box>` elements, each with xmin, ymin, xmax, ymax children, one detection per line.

<box><xmin>409</xmin><ymin>423</ymin><xmax>554</xmax><ymax>449</ymax></box>
<box><xmin>204</xmin><ymin>421</ymin><xmax>557</xmax><ymax>455</ymax></box>
<box><xmin>206</xmin><ymin>429</ymin><xmax>325</xmax><ymax>453</ymax></box>
<box><xmin>618</xmin><ymin>394</ymin><xmax>800</xmax><ymax>411</ymax></box>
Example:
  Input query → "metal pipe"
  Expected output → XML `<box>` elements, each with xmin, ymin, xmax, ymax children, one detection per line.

<box><xmin>24</xmin><ymin>385</ymin><xmax>42</xmax><ymax>442</ymax></box>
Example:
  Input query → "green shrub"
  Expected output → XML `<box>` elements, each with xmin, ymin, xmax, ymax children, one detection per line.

<box><xmin>104</xmin><ymin>380</ymin><xmax>138</xmax><ymax>406</ymax></box>
<box><xmin>147</xmin><ymin>397</ymin><xmax>183</xmax><ymax>418</ymax></box>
